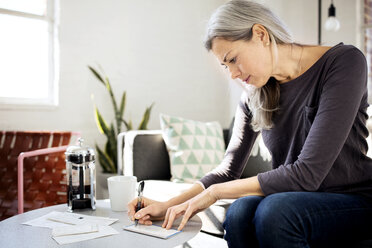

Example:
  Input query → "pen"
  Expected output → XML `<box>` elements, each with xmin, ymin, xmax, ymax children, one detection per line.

<box><xmin>135</xmin><ymin>181</ymin><xmax>145</xmax><ymax>226</ymax></box>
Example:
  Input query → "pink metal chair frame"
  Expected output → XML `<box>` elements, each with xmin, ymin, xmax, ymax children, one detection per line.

<box><xmin>17</xmin><ymin>132</ymin><xmax>81</xmax><ymax>214</ymax></box>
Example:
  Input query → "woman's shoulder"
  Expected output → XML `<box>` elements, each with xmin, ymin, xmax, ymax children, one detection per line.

<box><xmin>302</xmin><ymin>43</ymin><xmax>366</xmax><ymax>77</ymax></box>
<box><xmin>330</xmin><ymin>42</ymin><xmax>361</xmax><ymax>53</ymax></box>
<box><xmin>325</xmin><ymin>43</ymin><xmax>366</xmax><ymax>65</ymax></box>
<box><xmin>320</xmin><ymin>43</ymin><xmax>367</xmax><ymax>89</ymax></box>
<box><xmin>305</xmin><ymin>43</ymin><xmax>364</xmax><ymax>66</ymax></box>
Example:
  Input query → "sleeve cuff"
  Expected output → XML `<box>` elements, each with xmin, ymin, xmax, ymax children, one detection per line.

<box><xmin>195</xmin><ymin>180</ymin><xmax>206</xmax><ymax>190</ymax></box>
<box><xmin>257</xmin><ymin>173</ymin><xmax>269</xmax><ymax>196</ymax></box>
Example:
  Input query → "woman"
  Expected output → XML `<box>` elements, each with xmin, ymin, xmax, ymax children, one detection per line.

<box><xmin>128</xmin><ymin>1</ymin><xmax>372</xmax><ymax>247</ymax></box>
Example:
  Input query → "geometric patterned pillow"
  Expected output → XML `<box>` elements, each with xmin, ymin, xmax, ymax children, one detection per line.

<box><xmin>159</xmin><ymin>113</ymin><xmax>225</xmax><ymax>183</ymax></box>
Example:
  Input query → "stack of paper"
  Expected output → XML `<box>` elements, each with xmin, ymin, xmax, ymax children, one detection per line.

<box><xmin>23</xmin><ymin>211</ymin><xmax>119</xmax><ymax>245</ymax></box>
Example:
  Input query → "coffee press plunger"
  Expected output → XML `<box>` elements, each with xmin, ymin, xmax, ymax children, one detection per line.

<box><xmin>65</xmin><ymin>138</ymin><xmax>96</xmax><ymax>211</ymax></box>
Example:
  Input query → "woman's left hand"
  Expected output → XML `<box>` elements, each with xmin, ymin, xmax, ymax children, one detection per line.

<box><xmin>162</xmin><ymin>185</ymin><xmax>219</xmax><ymax>231</ymax></box>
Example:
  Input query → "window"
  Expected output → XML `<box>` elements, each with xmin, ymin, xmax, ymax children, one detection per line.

<box><xmin>0</xmin><ymin>0</ymin><xmax>58</xmax><ymax>107</ymax></box>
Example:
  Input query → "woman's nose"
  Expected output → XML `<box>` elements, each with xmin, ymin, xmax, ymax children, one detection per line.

<box><xmin>229</xmin><ymin>66</ymin><xmax>241</xmax><ymax>80</ymax></box>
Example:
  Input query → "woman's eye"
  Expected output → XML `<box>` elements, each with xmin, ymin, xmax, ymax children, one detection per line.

<box><xmin>221</xmin><ymin>57</ymin><xmax>236</xmax><ymax>69</ymax></box>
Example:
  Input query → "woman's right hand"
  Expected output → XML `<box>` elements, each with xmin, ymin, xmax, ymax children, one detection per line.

<box><xmin>127</xmin><ymin>197</ymin><xmax>169</xmax><ymax>225</ymax></box>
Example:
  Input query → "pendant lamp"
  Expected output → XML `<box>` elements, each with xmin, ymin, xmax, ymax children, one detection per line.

<box><xmin>324</xmin><ymin>0</ymin><xmax>340</xmax><ymax>31</ymax></box>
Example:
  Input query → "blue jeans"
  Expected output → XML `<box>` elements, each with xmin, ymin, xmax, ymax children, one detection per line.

<box><xmin>222</xmin><ymin>192</ymin><xmax>372</xmax><ymax>248</ymax></box>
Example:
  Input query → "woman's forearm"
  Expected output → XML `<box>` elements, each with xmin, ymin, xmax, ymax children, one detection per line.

<box><xmin>165</xmin><ymin>176</ymin><xmax>263</xmax><ymax>208</ymax></box>
<box><xmin>165</xmin><ymin>183</ymin><xmax>204</xmax><ymax>207</ymax></box>
<box><xmin>211</xmin><ymin>176</ymin><xmax>264</xmax><ymax>200</ymax></box>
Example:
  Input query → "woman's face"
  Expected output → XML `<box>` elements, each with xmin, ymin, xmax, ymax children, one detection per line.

<box><xmin>211</xmin><ymin>27</ymin><xmax>273</xmax><ymax>88</ymax></box>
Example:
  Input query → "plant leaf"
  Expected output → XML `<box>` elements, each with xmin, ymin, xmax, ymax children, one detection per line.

<box><xmin>102</xmin><ymin>75</ymin><xmax>120</xmax><ymax>134</ymax></box>
<box><xmin>94</xmin><ymin>106</ymin><xmax>110</xmax><ymax>136</ymax></box>
<box><xmin>121</xmin><ymin>118</ymin><xmax>131</xmax><ymax>130</ymax></box>
<box><xmin>109</xmin><ymin>123</ymin><xmax>118</xmax><ymax>166</ymax></box>
<box><xmin>116</xmin><ymin>91</ymin><xmax>126</xmax><ymax>134</ymax></box>
<box><xmin>119</xmin><ymin>91</ymin><xmax>126</xmax><ymax>120</ymax></box>
<box><xmin>128</xmin><ymin>120</ymin><xmax>133</xmax><ymax>130</ymax></box>
<box><xmin>118</xmin><ymin>91</ymin><xmax>127</xmax><ymax>119</ymax></box>
<box><xmin>90</xmin><ymin>65</ymin><xmax>119</xmax><ymax>120</ymax></box>
<box><xmin>88</xmin><ymin>66</ymin><xmax>105</xmax><ymax>85</ymax></box>
<box><xmin>96</xmin><ymin>144</ymin><xmax>112</xmax><ymax>173</ymax></box>
<box><xmin>104</xmin><ymin>124</ymin><xmax>117</xmax><ymax>162</ymax></box>
<box><xmin>96</xmin><ymin>145</ymin><xmax>116</xmax><ymax>173</ymax></box>
<box><xmin>98</xmin><ymin>156</ymin><xmax>110</xmax><ymax>173</ymax></box>
<box><xmin>138</xmin><ymin>103</ymin><xmax>154</xmax><ymax>130</ymax></box>
<box><xmin>104</xmin><ymin>77</ymin><xmax>112</xmax><ymax>93</ymax></box>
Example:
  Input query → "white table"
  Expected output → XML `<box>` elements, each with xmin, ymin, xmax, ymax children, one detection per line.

<box><xmin>0</xmin><ymin>199</ymin><xmax>202</xmax><ymax>248</ymax></box>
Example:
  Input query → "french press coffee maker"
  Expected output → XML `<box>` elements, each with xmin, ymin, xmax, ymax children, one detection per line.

<box><xmin>65</xmin><ymin>138</ymin><xmax>96</xmax><ymax>211</ymax></box>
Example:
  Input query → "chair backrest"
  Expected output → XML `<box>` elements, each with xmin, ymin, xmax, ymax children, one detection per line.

<box><xmin>132</xmin><ymin>133</ymin><xmax>172</xmax><ymax>181</ymax></box>
<box><xmin>0</xmin><ymin>131</ymin><xmax>72</xmax><ymax>220</ymax></box>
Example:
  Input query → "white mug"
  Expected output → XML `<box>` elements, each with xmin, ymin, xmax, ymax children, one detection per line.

<box><xmin>107</xmin><ymin>176</ymin><xmax>137</xmax><ymax>211</ymax></box>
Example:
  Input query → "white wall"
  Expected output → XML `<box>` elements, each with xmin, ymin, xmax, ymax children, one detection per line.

<box><xmin>229</xmin><ymin>0</ymin><xmax>362</xmax><ymax>115</ymax></box>
<box><xmin>0</xmin><ymin>0</ymin><xmax>230</xmax><ymax>152</ymax></box>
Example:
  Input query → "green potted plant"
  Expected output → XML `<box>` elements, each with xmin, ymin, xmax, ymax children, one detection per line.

<box><xmin>89</xmin><ymin>65</ymin><xmax>154</xmax><ymax>197</ymax></box>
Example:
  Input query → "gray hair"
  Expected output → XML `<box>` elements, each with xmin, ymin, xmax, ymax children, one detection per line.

<box><xmin>204</xmin><ymin>0</ymin><xmax>293</xmax><ymax>131</ymax></box>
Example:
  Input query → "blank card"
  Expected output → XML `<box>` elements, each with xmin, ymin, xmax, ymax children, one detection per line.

<box><xmin>123</xmin><ymin>224</ymin><xmax>181</xmax><ymax>239</ymax></box>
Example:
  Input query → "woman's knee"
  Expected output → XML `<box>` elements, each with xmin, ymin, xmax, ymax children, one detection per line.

<box><xmin>222</xmin><ymin>196</ymin><xmax>263</xmax><ymax>248</ymax></box>
<box><xmin>223</xmin><ymin>196</ymin><xmax>263</xmax><ymax>230</ymax></box>
<box><xmin>254</xmin><ymin>193</ymin><xmax>299</xmax><ymax>229</ymax></box>
<box><xmin>254</xmin><ymin>193</ymin><xmax>308</xmax><ymax>246</ymax></box>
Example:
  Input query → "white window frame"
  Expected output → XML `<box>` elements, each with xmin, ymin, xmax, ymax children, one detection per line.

<box><xmin>0</xmin><ymin>0</ymin><xmax>59</xmax><ymax>109</ymax></box>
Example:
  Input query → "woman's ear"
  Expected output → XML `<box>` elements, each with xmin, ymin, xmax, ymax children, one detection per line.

<box><xmin>251</xmin><ymin>24</ymin><xmax>270</xmax><ymax>46</ymax></box>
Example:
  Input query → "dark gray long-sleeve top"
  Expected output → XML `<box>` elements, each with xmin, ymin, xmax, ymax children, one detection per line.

<box><xmin>199</xmin><ymin>43</ymin><xmax>372</xmax><ymax>197</ymax></box>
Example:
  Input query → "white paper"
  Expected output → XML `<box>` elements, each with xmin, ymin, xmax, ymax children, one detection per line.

<box><xmin>123</xmin><ymin>224</ymin><xmax>181</xmax><ymax>239</ymax></box>
<box><xmin>52</xmin><ymin>224</ymin><xmax>99</xmax><ymax>237</ymax></box>
<box><xmin>52</xmin><ymin>225</ymin><xmax>119</xmax><ymax>245</ymax></box>
<box><xmin>23</xmin><ymin>211</ymin><xmax>120</xmax><ymax>245</ymax></box>
<box><xmin>47</xmin><ymin>211</ymin><xmax>118</xmax><ymax>226</ymax></box>
<box><xmin>22</xmin><ymin>211</ymin><xmax>118</xmax><ymax>228</ymax></box>
<box><xmin>22</xmin><ymin>212</ymin><xmax>73</xmax><ymax>229</ymax></box>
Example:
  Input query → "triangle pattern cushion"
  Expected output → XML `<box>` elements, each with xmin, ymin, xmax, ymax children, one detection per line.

<box><xmin>195</xmin><ymin>126</ymin><xmax>205</xmax><ymax>136</ymax></box>
<box><xmin>160</xmin><ymin>113</ymin><xmax>226</xmax><ymax>183</ymax></box>
<box><xmin>179</xmin><ymin>138</ymin><xmax>190</xmax><ymax>150</ymax></box>
<box><xmin>182</xmin><ymin>125</ymin><xmax>193</xmax><ymax>135</ymax></box>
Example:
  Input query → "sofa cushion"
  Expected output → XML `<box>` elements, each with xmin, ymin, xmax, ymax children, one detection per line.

<box><xmin>160</xmin><ymin>114</ymin><xmax>226</xmax><ymax>183</ymax></box>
